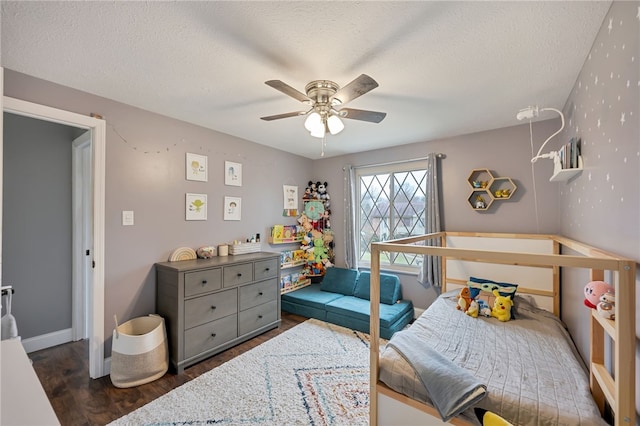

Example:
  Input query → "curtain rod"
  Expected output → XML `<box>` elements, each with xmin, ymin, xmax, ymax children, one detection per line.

<box><xmin>347</xmin><ymin>153</ymin><xmax>445</xmax><ymax>170</ymax></box>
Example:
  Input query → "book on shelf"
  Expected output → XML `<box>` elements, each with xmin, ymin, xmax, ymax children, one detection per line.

<box><xmin>559</xmin><ymin>137</ymin><xmax>581</xmax><ymax>169</ymax></box>
<box><xmin>281</xmin><ymin>274</ymin><xmax>292</xmax><ymax>289</ymax></box>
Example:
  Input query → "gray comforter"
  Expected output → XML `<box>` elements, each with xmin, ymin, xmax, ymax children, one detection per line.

<box><xmin>379</xmin><ymin>292</ymin><xmax>606</xmax><ymax>426</ymax></box>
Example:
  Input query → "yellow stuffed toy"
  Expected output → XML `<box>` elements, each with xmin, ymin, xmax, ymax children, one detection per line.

<box><xmin>490</xmin><ymin>289</ymin><xmax>513</xmax><ymax>322</ymax></box>
<box><xmin>466</xmin><ymin>300</ymin><xmax>479</xmax><ymax>318</ymax></box>
<box><xmin>475</xmin><ymin>408</ymin><xmax>514</xmax><ymax>426</ymax></box>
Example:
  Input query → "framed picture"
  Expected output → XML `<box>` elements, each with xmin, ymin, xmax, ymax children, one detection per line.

<box><xmin>186</xmin><ymin>153</ymin><xmax>208</xmax><ymax>182</ymax></box>
<box><xmin>186</xmin><ymin>193</ymin><xmax>207</xmax><ymax>220</ymax></box>
<box><xmin>225</xmin><ymin>161</ymin><xmax>242</xmax><ymax>186</ymax></box>
<box><xmin>224</xmin><ymin>196</ymin><xmax>242</xmax><ymax>221</ymax></box>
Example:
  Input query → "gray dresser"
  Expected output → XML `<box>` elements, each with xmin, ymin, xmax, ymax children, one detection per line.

<box><xmin>156</xmin><ymin>252</ymin><xmax>280</xmax><ymax>373</ymax></box>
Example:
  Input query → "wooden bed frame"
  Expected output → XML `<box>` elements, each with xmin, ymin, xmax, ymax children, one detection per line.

<box><xmin>369</xmin><ymin>232</ymin><xmax>636</xmax><ymax>426</ymax></box>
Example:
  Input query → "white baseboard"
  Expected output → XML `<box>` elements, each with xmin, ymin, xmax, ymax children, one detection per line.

<box><xmin>413</xmin><ymin>307</ymin><xmax>425</xmax><ymax>319</ymax></box>
<box><xmin>22</xmin><ymin>328</ymin><xmax>73</xmax><ymax>353</ymax></box>
<box><xmin>103</xmin><ymin>356</ymin><xmax>111</xmax><ymax>376</ymax></box>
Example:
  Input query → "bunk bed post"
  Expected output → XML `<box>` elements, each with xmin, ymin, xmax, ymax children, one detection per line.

<box><xmin>370</xmin><ymin>243</ymin><xmax>381</xmax><ymax>426</ymax></box>
<box><xmin>589</xmin><ymin>268</ymin><xmax>607</xmax><ymax>415</ymax></box>
<box><xmin>614</xmin><ymin>261</ymin><xmax>635</xmax><ymax>425</ymax></box>
<box><xmin>552</xmin><ymin>239</ymin><xmax>560</xmax><ymax>316</ymax></box>
<box><xmin>441</xmin><ymin>233</ymin><xmax>447</xmax><ymax>292</ymax></box>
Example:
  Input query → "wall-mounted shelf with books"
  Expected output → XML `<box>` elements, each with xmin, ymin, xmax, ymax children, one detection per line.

<box><xmin>268</xmin><ymin>237</ymin><xmax>302</xmax><ymax>244</ymax></box>
<box><xmin>281</xmin><ymin>260</ymin><xmax>306</xmax><ymax>270</ymax></box>
<box><xmin>550</xmin><ymin>155</ymin><xmax>583</xmax><ymax>182</ymax></box>
<box><xmin>281</xmin><ymin>278</ymin><xmax>311</xmax><ymax>294</ymax></box>
<box><xmin>269</xmin><ymin>224</ymin><xmax>302</xmax><ymax>244</ymax></box>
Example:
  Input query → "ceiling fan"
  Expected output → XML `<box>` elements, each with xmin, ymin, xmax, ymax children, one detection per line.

<box><xmin>260</xmin><ymin>74</ymin><xmax>386</xmax><ymax>139</ymax></box>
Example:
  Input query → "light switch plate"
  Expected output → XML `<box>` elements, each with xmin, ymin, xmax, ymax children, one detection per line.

<box><xmin>122</xmin><ymin>210</ymin><xmax>134</xmax><ymax>226</ymax></box>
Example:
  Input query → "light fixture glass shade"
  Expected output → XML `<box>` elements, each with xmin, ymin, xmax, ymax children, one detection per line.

<box><xmin>327</xmin><ymin>115</ymin><xmax>345</xmax><ymax>135</ymax></box>
<box><xmin>310</xmin><ymin>124</ymin><xmax>325</xmax><ymax>138</ymax></box>
<box><xmin>304</xmin><ymin>112</ymin><xmax>322</xmax><ymax>132</ymax></box>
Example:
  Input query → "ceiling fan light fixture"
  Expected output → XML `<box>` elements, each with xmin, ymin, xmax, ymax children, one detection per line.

<box><xmin>304</xmin><ymin>112</ymin><xmax>322</xmax><ymax>132</ymax></box>
<box><xmin>309</xmin><ymin>125</ymin><xmax>325</xmax><ymax>138</ymax></box>
<box><xmin>327</xmin><ymin>114</ymin><xmax>344</xmax><ymax>135</ymax></box>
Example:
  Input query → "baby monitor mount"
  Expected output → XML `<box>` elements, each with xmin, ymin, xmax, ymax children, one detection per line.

<box><xmin>516</xmin><ymin>105</ymin><xmax>565</xmax><ymax>170</ymax></box>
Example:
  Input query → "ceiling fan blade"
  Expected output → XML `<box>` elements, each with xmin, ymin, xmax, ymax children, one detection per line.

<box><xmin>265</xmin><ymin>80</ymin><xmax>312</xmax><ymax>103</ymax></box>
<box><xmin>332</xmin><ymin>74</ymin><xmax>379</xmax><ymax>105</ymax></box>
<box><xmin>260</xmin><ymin>111</ymin><xmax>306</xmax><ymax>121</ymax></box>
<box><xmin>339</xmin><ymin>108</ymin><xmax>386</xmax><ymax>123</ymax></box>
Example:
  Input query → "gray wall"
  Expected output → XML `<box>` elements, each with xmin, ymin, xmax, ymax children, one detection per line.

<box><xmin>2</xmin><ymin>113</ymin><xmax>79</xmax><ymax>338</ymax></box>
<box><xmin>554</xmin><ymin>0</ymin><xmax>640</xmax><ymax>414</ymax></box>
<box><xmin>4</xmin><ymin>70</ymin><xmax>314</xmax><ymax>353</ymax></box>
<box><xmin>312</xmin><ymin>120</ymin><xmax>561</xmax><ymax>308</ymax></box>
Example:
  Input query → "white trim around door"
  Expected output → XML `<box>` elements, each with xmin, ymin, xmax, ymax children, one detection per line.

<box><xmin>2</xmin><ymin>96</ymin><xmax>107</xmax><ymax>379</ymax></box>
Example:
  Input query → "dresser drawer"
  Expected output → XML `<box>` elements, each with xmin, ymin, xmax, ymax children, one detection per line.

<box><xmin>239</xmin><ymin>300</ymin><xmax>277</xmax><ymax>335</ymax></box>
<box><xmin>239</xmin><ymin>278</ymin><xmax>278</xmax><ymax>311</ymax></box>
<box><xmin>184</xmin><ymin>268</ymin><xmax>222</xmax><ymax>297</ymax></box>
<box><xmin>184</xmin><ymin>288</ymin><xmax>237</xmax><ymax>329</ymax></box>
<box><xmin>184</xmin><ymin>314</ymin><xmax>237</xmax><ymax>359</ymax></box>
<box><xmin>223</xmin><ymin>263</ymin><xmax>253</xmax><ymax>287</ymax></box>
<box><xmin>254</xmin><ymin>259</ymin><xmax>278</xmax><ymax>281</ymax></box>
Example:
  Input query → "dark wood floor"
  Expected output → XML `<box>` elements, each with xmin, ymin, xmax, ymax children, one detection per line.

<box><xmin>30</xmin><ymin>312</ymin><xmax>307</xmax><ymax>426</ymax></box>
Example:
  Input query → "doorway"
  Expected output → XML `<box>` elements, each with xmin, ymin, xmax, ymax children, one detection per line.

<box><xmin>2</xmin><ymin>96</ymin><xmax>106</xmax><ymax>378</ymax></box>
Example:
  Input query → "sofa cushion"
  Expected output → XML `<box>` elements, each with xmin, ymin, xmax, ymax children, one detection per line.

<box><xmin>326</xmin><ymin>308</ymin><xmax>414</xmax><ymax>340</ymax></box>
<box><xmin>320</xmin><ymin>267</ymin><xmax>359</xmax><ymax>296</ymax></box>
<box><xmin>353</xmin><ymin>272</ymin><xmax>402</xmax><ymax>305</ymax></box>
<box><xmin>325</xmin><ymin>296</ymin><xmax>413</xmax><ymax>329</ymax></box>
<box><xmin>281</xmin><ymin>283</ymin><xmax>344</xmax><ymax>310</ymax></box>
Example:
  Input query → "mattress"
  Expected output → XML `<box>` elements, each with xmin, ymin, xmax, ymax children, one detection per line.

<box><xmin>379</xmin><ymin>292</ymin><xmax>606</xmax><ymax>426</ymax></box>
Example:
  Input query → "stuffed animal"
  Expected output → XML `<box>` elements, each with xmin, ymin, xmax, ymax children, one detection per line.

<box><xmin>466</xmin><ymin>300</ymin><xmax>479</xmax><ymax>318</ymax></box>
<box><xmin>490</xmin><ymin>289</ymin><xmax>513</xmax><ymax>322</ymax></box>
<box><xmin>584</xmin><ymin>281</ymin><xmax>614</xmax><ymax>309</ymax></box>
<box><xmin>196</xmin><ymin>246</ymin><xmax>216</xmax><ymax>258</ymax></box>
<box><xmin>474</xmin><ymin>408</ymin><xmax>514</xmax><ymax>426</ymax></box>
<box><xmin>456</xmin><ymin>287</ymin><xmax>473</xmax><ymax>312</ymax></box>
<box><xmin>297</xmin><ymin>212</ymin><xmax>313</xmax><ymax>233</ymax></box>
<box><xmin>312</xmin><ymin>237</ymin><xmax>328</xmax><ymax>263</ymax></box>
<box><xmin>317</xmin><ymin>182</ymin><xmax>330</xmax><ymax>201</ymax></box>
<box><xmin>596</xmin><ymin>291</ymin><xmax>615</xmax><ymax>320</ymax></box>
<box><xmin>308</xmin><ymin>181</ymin><xmax>319</xmax><ymax>199</ymax></box>
<box><xmin>303</xmin><ymin>186</ymin><xmax>312</xmax><ymax>199</ymax></box>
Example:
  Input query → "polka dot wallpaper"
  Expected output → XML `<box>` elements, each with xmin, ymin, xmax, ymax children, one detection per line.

<box><xmin>559</xmin><ymin>1</ymin><xmax>639</xmax><ymax>258</ymax></box>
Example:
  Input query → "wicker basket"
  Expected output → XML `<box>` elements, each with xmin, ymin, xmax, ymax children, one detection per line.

<box><xmin>110</xmin><ymin>315</ymin><xmax>168</xmax><ymax>388</ymax></box>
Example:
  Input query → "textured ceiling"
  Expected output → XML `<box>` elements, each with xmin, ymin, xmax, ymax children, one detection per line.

<box><xmin>1</xmin><ymin>1</ymin><xmax>611</xmax><ymax>159</ymax></box>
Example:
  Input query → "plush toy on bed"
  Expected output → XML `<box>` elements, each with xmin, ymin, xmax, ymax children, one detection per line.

<box><xmin>456</xmin><ymin>287</ymin><xmax>473</xmax><ymax>312</ymax></box>
<box><xmin>596</xmin><ymin>291</ymin><xmax>615</xmax><ymax>320</ymax></box>
<box><xmin>466</xmin><ymin>300</ymin><xmax>479</xmax><ymax>318</ymax></box>
<box><xmin>490</xmin><ymin>289</ymin><xmax>513</xmax><ymax>322</ymax></box>
<box><xmin>584</xmin><ymin>280</ymin><xmax>614</xmax><ymax>309</ymax></box>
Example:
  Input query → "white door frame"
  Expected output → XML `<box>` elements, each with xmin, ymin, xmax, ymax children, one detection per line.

<box><xmin>72</xmin><ymin>131</ymin><xmax>92</xmax><ymax>341</ymax></box>
<box><xmin>2</xmin><ymin>95</ymin><xmax>106</xmax><ymax>379</ymax></box>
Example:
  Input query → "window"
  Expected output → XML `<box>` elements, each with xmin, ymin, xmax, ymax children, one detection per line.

<box><xmin>356</xmin><ymin>160</ymin><xmax>427</xmax><ymax>270</ymax></box>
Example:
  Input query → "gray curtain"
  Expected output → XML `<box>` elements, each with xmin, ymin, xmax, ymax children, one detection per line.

<box><xmin>344</xmin><ymin>165</ymin><xmax>358</xmax><ymax>269</ymax></box>
<box><xmin>417</xmin><ymin>153</ymin><xmax>441</xmax><ymax>288</ymax></box>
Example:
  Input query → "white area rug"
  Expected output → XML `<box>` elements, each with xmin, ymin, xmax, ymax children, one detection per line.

<box><xmin>109</xmin><ymin>319</ymin><xmax>372</xmax><ymax>425</ymax></box>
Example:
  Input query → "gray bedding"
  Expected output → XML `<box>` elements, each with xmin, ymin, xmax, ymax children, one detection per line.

<box><xmin>379</xmin><ymin>292</ymin><xmax>606</xmax><ymax>426</ymax></box>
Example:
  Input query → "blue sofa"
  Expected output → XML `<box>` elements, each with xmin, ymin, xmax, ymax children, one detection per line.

<box><xmin>281</xmin><ymin>267</ymin><xmax>414</xmax><ymax>339</ymax></box>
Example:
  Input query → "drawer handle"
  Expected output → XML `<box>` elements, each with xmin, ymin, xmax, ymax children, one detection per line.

<box><xmin>258</xmin><ymin>315</ymin><xmax>263</xmax><ymax>319</ymax></box>
<box><xmin>211</xmin><ymin>306</ymin><xmax>217</xmax><ymax>310</ymax></box>
<box><xmin>265</xmin><ymin>267</ymin><xmax>270</xmax><ymax>271</ymax></box>
<box><xmin>237</xmin><ymin>273</ymin><xmax>242</xmax><ymax>277</ymax></box>
<box><xmin>202</xmin><ymin>280</ymin><xmax>208</xmax><ymax>285</ymax></box>
<box><xmin>211</xmin><ymin>333</ymin><xmax>217</xmax><ymax>338</ymax></box>
<box><xmin>258</xmin><ymin>292</ymin><xmax>263</xmax><ymax>296</ymax></box>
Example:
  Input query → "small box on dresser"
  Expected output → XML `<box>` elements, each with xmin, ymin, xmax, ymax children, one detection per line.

<box><xmin>156</xmin><ymin>252</ymin><xmax>280</xmax><ymax>373</ymax></box>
